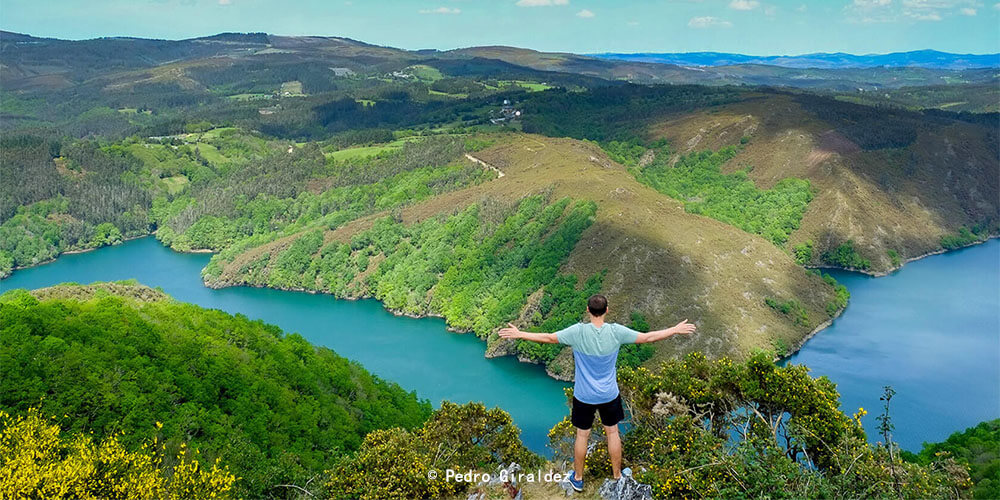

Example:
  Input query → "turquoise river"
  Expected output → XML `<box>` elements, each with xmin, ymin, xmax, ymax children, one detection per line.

<box><xmin>2</xmin><ymin>236</ymin><xmax>997</xmax><ymax>453</ymax></box>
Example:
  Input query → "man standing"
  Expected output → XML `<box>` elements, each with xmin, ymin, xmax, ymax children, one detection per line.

<box><xmin>498</xmin><ymin>294</ymin><xmax>695</xmax><ymax>492</ymax></box>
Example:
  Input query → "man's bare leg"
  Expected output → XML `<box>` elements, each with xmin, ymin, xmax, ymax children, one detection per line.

<box><xmin>606</xmin><ymin>424</ymin><xmax>622</xmax><ymax>479</ymax></box>
<box><xmin>574</xmin><ymin>427</ymin><xmax>590</xmax><ymax>480</ymax></box>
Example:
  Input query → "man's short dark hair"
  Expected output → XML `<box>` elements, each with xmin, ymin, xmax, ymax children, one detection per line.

<box><xmin>588</xmin><ymin>294</ymin><xmax>608</xmax><ymax>316</ymax></box>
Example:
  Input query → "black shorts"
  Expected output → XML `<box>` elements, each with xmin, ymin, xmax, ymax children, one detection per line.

<box><xmin>571</xmin><ymin>394</ymin><xmax>625</xmax><ymax>430</ymax></box>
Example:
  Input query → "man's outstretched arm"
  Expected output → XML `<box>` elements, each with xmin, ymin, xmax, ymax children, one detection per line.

<box><xmin>635</xmin><ymin>320</ymin><xmax>696</xmax><ymax>344</ymax></box>
<box><xmin>498</xmin><ymin>323</ymin><xmax>558</xmax><ymax>344</ymax></box>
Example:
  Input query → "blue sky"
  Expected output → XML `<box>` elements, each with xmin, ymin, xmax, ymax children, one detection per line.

<box><xmin>3</xmin><ymin>0</ymin><xmax>998</xmax><ymax>55</ymax></box>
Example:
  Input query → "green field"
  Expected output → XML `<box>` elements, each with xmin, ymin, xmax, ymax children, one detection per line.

<box><xmin>499</xmin><ymin>80</ymin><xmax>552</xmax><ymax>92</ymax></box>
<box><xmin>225</xmin><ymin>93</ymin><xmax>273</xmax><ymax>101</ymax></box>
<box><xmin>428</xmin><ymin>89</ymin><xmax>468</xmax><ymax>98</ymax></box>
<box><xmin>323</xmin><ymin>136</ymin><xmax>425</xmax><ymax>161</ymax></box>
<box><xmin>280</xmin><ymin>80</ymin><xmax>305</xmax><ymax>96</ymax></box>
<box><xmin>406</xmin><ymin>64</ymin><xmax>444</xmax><ymax>81</ymax></box>
<box><xmin>160</xmin><ymin>174</ymin><xmax>189</xmax><ymax>195</ymax></box>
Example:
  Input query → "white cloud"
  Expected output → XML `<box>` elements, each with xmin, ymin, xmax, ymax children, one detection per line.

<box><xmin>218</xmin><ymin>0</ymin><xmax>231</xmax><ymax>5</ymax></box>
<box><xmin>995</xmin><ymin>2</ymin><xmax>1000</xmax><ymax>10</ymax></box>
<box><xmin>419</xmin><ymin>6</ymin><xmax>461</xmax><ymax>14</ymax></box>
<box><xmin>627</xmin><ymin>20</ymin><xmax>640</xmax><ymax>25</ymax></box>
<box><xmin>906</xmin><ymin>10</ymin><xmax>943</xmax><ymax>18</ymax></box>
<box><xmin>844</xmin><ymin>0</ymin><xmax>896</xmax><ymax>23</ymax></box>
<box><xmin>515</xmin><ymin>0</ymin><xmax>569</xmax><ymax>6</ymax></box>
<box><xmin>896</xmin><ymin>0</ymin><xmax>986</xmax><ymax>20</ymax></box>
<box><xmin>728</xmin><ymin>0</ymin><xmax>759</xmax><ymax>10</ymax></box>
<box><xmin>795</xmin><ymin>4</ymin><xmax>807</xmax><ymax>12</ymax></box>
<box><xmin>576</xmin><ymin>8</ymin><xmax>595</xmax><ymax>17</ymax></box>
<box><xmin>688</xmin><ymin>16</ymin><xmax>733</xmax><ymax>28</ymax></box>
<box><xmin>764</xmin><ymin>5</ymin><xmax>777</xmax><ymax>15</ymax></box>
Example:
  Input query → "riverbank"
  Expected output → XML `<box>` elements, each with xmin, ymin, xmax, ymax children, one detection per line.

<box><xmin>808</xmin><ymin>234</ymin><xmax>999</xmax><ymax>277</ymax></box>
<box><xmin>3</xmin><ymin>232</ymin><xmax>222</xmax><ymax>280</ymax></box>
<box><xmin>8</xmin><ymin>230</ymin><xmax>995</xmax><ymax>384</ymax></box>
<box><xmin>783</xmin><ymin>236</ymin><xmax>997</xmax><ymax>362</ymax></box>
<box><xmin>3</xmin><ymin>233</ymin><xmax>151</xmax><ymax>279</ymax></box>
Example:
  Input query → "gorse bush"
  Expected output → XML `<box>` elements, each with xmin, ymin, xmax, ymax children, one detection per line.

<box><xmin>0</xmin><ymin>408</ymin><xmax>236</xmax><ymax>499</ymax></box>
<box><xmin>548</xmin><ymin>352</ymin><xmax>972</xmax><ymax>499</ymax></box>
<box><xmin>326</xmin><ymin>402</ymin><xmax>542</xmax><ymax>500</ymax></box>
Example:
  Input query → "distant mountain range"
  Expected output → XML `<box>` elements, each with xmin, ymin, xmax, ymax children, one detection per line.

<box><xmin>2</xmin><ymin>30</ymin><xmax>997</xmax><ymax>96</ymax></box>
<box><xmin>589</xmin><ymin>50</ymin><xmax>1000</xmax><ymax>70</ymax></box>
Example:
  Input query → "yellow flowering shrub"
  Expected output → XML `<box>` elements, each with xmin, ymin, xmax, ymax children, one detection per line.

<box><xmin>0</xmin><ymin>409</ymin><xmax>236</xmax><ymax>499</ymax></box>
<box><xmin>326</xmin><ymin>402</ymin><xmax>542</xmax><ymax>499</ymax></box>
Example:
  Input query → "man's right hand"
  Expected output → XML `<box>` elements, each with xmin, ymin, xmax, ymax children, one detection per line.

<box><xmin>670</xmin><ymin>320</ymin><xmax>696</xmax><ymax>336</ymax></box>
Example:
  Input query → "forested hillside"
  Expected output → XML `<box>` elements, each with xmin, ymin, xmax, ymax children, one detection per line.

<box><xmin>643</xmin><ymin>92</ymin><xmax>999</xmax><ymax>272</ymax></box>
<box><xmin>0</xmin><ymin>282</ymin><xmax>431</xmax><ymax>497</ymax></box>
<box><xmin>207</xmin><ymin>133</ymin><xmax>844</xmax><ymax>377</ymax></box>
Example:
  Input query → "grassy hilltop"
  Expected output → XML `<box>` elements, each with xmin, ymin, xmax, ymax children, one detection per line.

<box><xmin>205</xmin><ymin>132</ymin><xmax>842</xmax><ymax>377</ymax></box>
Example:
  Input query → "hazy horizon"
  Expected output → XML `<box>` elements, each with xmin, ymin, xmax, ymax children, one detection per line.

<box><xmin>3</xmin><ymin>0</ymin><xmax>998</xmax><ymax>56</ymax></box>
<box><xmin>3</xmin><ymin>28</ymin><xmax>999</xmax><ymax>59</ymax></box>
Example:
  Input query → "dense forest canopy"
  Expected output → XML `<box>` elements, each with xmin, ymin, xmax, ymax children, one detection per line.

<box><xmin>0</xmin><ymin>283</ymin><xmax>431</xmax><ymax>497</ymax></box>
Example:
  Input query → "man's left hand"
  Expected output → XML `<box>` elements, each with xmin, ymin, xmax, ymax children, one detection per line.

<box><xmin>498</xmin><ymin>322</ymin><xmax>522</xmax><ymax>339</ymax></box>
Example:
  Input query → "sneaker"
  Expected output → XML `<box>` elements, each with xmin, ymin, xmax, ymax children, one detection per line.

<box><xmin>567</xmin><ymin>470</ymin><xmax>584</xmax><ymax>492</ymax></box>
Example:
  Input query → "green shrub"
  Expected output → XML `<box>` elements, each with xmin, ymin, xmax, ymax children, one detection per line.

<box><xmin>822</xmin><ymin>240</ymin><xmax>871</xmax><ymax>270</ymax></box>
<box><xmin>635</xmin><ymin>146</ymin><xmax>813</xmax><ymax>246</ymax></box>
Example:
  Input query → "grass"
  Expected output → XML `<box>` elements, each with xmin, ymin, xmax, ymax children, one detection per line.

<box><xmin>428</xmin><ymin>89</ymin><xmax>468</xmax><ymax>99</ymax></box>
<box><xmin>191</xmin><ymin>143</ymin><xmax>229</xmax><ymax>166</ymax></box>
<box><xmin>160</xmin><ymin>175</ymin><xmax>189</xmax><ymax>195</ymax></box>
<box><xmin>499</xmin><ymin>80</ymin><xmax>552</xmax><ymax>92</ymax></box>
<box><xmin>226</xmin><ymin>93</ymin><xmax>273</xmax><ymax>101</ymax></box>
<box><xmin>406</xmin><ymin>64</ymin><xmax>445</xmax><ymax>82</ymax></box>
<box><xmin>279</xmin><ymin>81</ymin><xmax>305</xmax><ymax>96</ymax></box>
<box><xmin>324</xmin><ymin>137</ymin><xmax>424</xmax><ymax>161</ymax></box>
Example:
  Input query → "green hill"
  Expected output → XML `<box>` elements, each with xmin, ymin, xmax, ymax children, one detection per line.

<box><xmin>642</xmin><ymin>91</ymin><xmax>998</xmax><ymax>273</ymax></box>
<box><xmin>0</xmin><ymin>282</ymin><xmax>431</xmax><ymax>498</ymax></box>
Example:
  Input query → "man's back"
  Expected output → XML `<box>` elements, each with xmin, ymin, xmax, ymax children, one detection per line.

<box><xmin>557</xmin><ymin>322</ymin><xmax>639</xmax><ymax>404</ymax></box>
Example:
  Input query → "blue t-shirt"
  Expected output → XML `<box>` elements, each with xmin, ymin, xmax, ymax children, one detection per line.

<box><xmin>556</xmin><ymin>322</ymin><xmax>640</xmax><ymax>404</ymax></box>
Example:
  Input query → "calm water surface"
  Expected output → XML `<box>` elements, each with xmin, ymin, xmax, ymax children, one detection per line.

<box><xmin>3</xmin><ymin>237</ymin><xmax>998</xmax><ymax>452</ymax></box>
<box><xmin>785</xmin><ymin>239</ymin><xmax>999</xmax><ymax>450</ymax></box>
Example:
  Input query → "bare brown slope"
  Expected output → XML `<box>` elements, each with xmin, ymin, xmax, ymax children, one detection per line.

<box><xmin>649</xmin><ymin>92</ymin><xmax>999</xmax><ymax>273</ymax></box>
<box><xmin>213</xmin><ymin>133</ymin><xmax>839</xmax><ymax>363</ymax></box>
